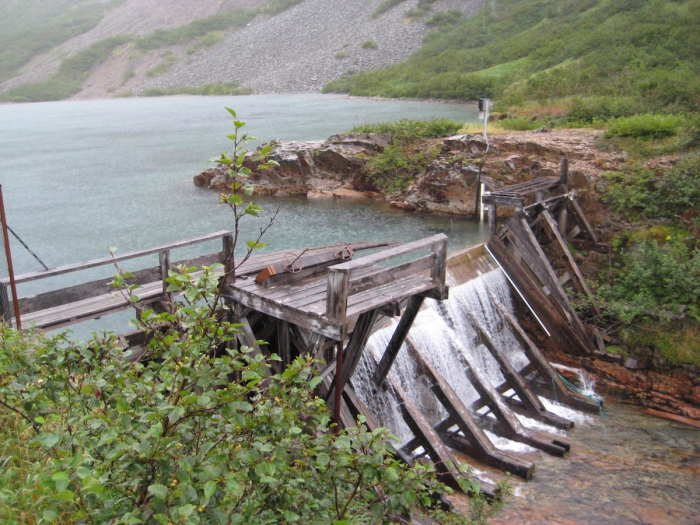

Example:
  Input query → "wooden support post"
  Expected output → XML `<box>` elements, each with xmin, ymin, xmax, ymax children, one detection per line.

<box><xmin>373</xmin><ymin>295</ymin><xmax>426</xmax><ymax>387</ymax></box>
<box><xmin>328</xmin><ymin>308</ymin><xmax>380</xmax><ymax>414</ymax></box>
<box><xmin>277</xmin><ymin>320</ymin><xmax>291</xmax><ymax>367</ymax></box>
<box><xmin>535</xmin><ymin>190</ymin><xmax>543</xmax><ymax>204</ymax></box>
<box><xmin>489</xmin><ymin>294</ymin><xmax>602</xmax><ymax>413</ymax></box>
<box><xmin>540</xmin><ymin>208</ymin><xmax>602</xmax><ymax>317</ymax></box>
<box><xmin>467</xmin><ymin>314</ymin><xmax>573</xmax><ymax>430</ymax></box>
<box><xmin>159</xmin><ymin>250</ymin><xmax>173</xmax><ymax>303</ymax></box>
<box><xmin>326</xmin><ymin>268</ymin><xmax>350</xmax><ymax>338</ymax></box>
<box><xmin>488</xmin><ymin>204</ymin><xmax>497</xmax><ymax>235</ymax></box>
<box><xmin>430</xmin><ymin>237</ymin><xmax>448</xmax><ymax>299</ymax></box>
<box><xmin>407</xmin><ymin>344</ymin><xmax>535</xmax><ymax>479</ymax></box>
<box><xmin>558</xmin><ymin>205</ymin><xmax>568</xmax><ymax>238</ymax></box>
<box><xmin>464</xmin><ymin>364</ymin><xmax>568</xmax><ymax>456</ymax></box>
<box><xmin>559</xmin><ymin>157</ymin><xmax>569</xmax><ymax>193</ymax></box>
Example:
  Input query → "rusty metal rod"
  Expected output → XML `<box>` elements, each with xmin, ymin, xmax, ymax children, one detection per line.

<box><xmin>0</xmin><ymin>185</ymin><xmax>21</xmax><ymax>328</ymax></box>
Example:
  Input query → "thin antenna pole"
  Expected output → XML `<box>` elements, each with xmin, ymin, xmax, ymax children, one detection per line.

<box><xmin>0</xmin><ymin>185</ymin><xmax>21</xmax><ymax>328</ymax></box>
<box><xmin>6</xmin><ymin>224</ymin><xmax>49</xmax><ymax>270</ymax></box>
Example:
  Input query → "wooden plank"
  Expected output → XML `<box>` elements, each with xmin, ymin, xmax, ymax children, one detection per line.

<box><xmin>14</xmin><ymin>231</ymin><xmax>232</xmax><ymax>284</ymax></box>
<box><xmin>348</xmin><ymin>255</ymin><xmax>434</xmax><ymax>295</ymax></box>
<box><xmin>326</xmin><ymin>268</ymin><xmax>349</xmax><ymax>327</ymax></box>
<box><xmin>373</xmin><ymin>295</ymin><xmax>426</xmax><ymax>387</ymax></box>
<box><xmin>540</xmin><ymin>208</ymin><xmax>601</xmax><ymax>316</ymax></box>
<box><xmin>346</xmin><ymin>275</ymin><xmax>434</xmax><ymax>319</ymax></box>
<box><xmin>328</xmin><ymin>309</ymin><xmax>380</xmax><ymax>413</ymax></box>
<box><xmin>407</xmin><ymin>344</ymin><xmax>535</xmax><ymax>479</ymax></box>
<box><xmin>277</xmin><ymin>320</ymin><xmax>291</xmax><ymax>367</ymax></box>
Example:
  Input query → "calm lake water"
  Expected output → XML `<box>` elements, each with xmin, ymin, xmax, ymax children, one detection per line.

<box><xmin>0</xmin><ymin>94</ymin><xmax>486</xmax><ymax>336</ymax></box>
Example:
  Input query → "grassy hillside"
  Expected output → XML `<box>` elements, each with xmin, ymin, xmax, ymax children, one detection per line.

<box><xmin>0</xmin><ymin>0</ymin><xmax>124</xmax><ymax>83</ymax></box>
<box><xmin>324</xmin><ymin>0</ymin><xmax>700</xmax><ymax>121</ymax></box>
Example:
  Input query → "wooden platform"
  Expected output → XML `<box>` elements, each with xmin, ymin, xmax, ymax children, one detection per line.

<box><xmin>224</xmin><ymin>234</ymin><xmax>448</xmax><ymax>341</ymax></box>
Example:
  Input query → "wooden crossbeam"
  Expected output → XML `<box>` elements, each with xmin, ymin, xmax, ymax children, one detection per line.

<box><xmin>373</xmin><ymin>295</ymin><xmax>426</xmax><ymax>387</ymax></box>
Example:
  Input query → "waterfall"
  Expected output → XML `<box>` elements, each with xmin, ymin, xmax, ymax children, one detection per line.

<box><xmin>352</xmin><ymin>265</ymin><xmax>558</xmax><ymax>449</ymax></box>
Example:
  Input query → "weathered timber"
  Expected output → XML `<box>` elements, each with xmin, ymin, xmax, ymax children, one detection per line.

<box><xmin>373</xmin><ymin>295</ymin><xmax>426</xmax><ymax>387</ymax></box>
<box><xmin>567</xmin><ymin>198</ymin><xmax>598</xmax><ymax>243</ymax></box>
<box><xmin>390</xmin><ymin>375</ymin><xmax>497</xmax><ymax>497</ymax></box>
<box><xmin>539</xmin><ymin>208</ymin><xmax>602</xmax><ymax>317</ymax></box>
<box><xmin>569</xmin><ymin>239</ymin><xmax>612</xmax><ymax>254</ymax></box>
<box><xmin>467</xmin><ymin>314</ymin><xmax>573</xmax><ymax>430</ymax></box>
<box><xmin>347</xmin><ymin>255</ymin><xmax>435</xmax><ymax>296</ymax></box>
<box><xmin>327</xmin><ymin>308</ymin><xmax>380</xmax><ymax>413</ymax></box>
<box><xmin>644</xmin><ymin>409</ymin><xmax>700</xmax><ymax>429</ymax></box>
<box><xmin>465</xmin><ymin>365</ymin><xmax>568</xmax><ymax>456</ymax></box>
<box><xmin>256</xmin><ymin>248</ymin><xmax>353</xmax><ymax>287</ymax></box>
<box><xmin>277</xmin><ymin>320</ymin><xmax>291</xmax><ymax>367</ymax></box>
<box><xmin>487</xmin><ymin>235</ymin><xmax>594</xmax><ymax>356</ymax></box>
<box><xmin>488</xmin><ymin>204</ymin><xmax>497</xmax><ymax>235</ymax></box>
<box><xmin>559</xmin><ymin>157</ymin><xmax>569</xmax><ymax>193</ymax></box>
<box><xmin>407</xmin><ymin>343</ymin><xmax>535</xmax><ymax>479</ymax></box>
<box><xmin>430</xmin><ymin>235</ymin><xmax>449</xmax><ymax>300</ymax></box>
<box><xmin>14</xmin><ymin>231</ymin><xmax>233</xmax><ymax>285</ymax></box>
<box><xmin>489</xmin><ymin>294</ymin><xmax>601</xmax><ymax>413</ymax></box>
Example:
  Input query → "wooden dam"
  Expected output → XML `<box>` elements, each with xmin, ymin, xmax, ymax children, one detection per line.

<box><xmin>3</xmin><ymin>187</ymin><xmax>605</xmax><ymax>498</ymax></box>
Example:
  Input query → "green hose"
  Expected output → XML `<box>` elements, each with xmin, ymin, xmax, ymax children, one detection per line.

<box><xmin>553</xmin><ymin>373</ymin><xmax>607</xmax><ymax>416</ymax></box>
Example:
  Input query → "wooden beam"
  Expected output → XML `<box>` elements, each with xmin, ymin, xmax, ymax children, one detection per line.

<box><xmin>407</xmin><ymin>344</ymin><xmax>535</xmax><ymax>479</ymax></box>
<box><xmin>277</xmin><ymin>320</ymin><xmax>291</xmax><ymax>367</ymax></box>
<box><xmin>559</xmin><ymin>157</ymin><xmax>569</xmax><ymax>193</ymax></box>
<box><xmin>373</xmin><ymin>295</ymin><xmax>426</xmax><ymax>387</ymax></box>
<box><xmin>236</xmin><ymin>317</ymin><xmax>271</xmax><ymax>380</ymax></box>
<box><xmin>540</xmin><ymin>208</ymin><xmax>602</xmax><ymax>317</ymax></box>
<box><xmin>488</xmin><ymin>204</ymin><xmax>497</xmax><ymax>235</ymax></box>
<box><xmin>489</xmin><ymin>294</ymin><xmax>602</xmax><ymax>413</ymax></box>
<box><xmin>482</xmin><ymin>195</ymin><xmax>525</xmax><ymax>208</ymax></box>
<box><xmin>567</xmin><ymin>198</ymin><xmax>598</xmax><ymax>243</ymax></box>
<box><xmin>159</xmin><ymin>250</ymin><xmax>173</xmax><ymax>303</ymax></box>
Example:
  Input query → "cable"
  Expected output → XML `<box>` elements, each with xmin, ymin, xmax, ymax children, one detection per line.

<box><xmin>5</xmin><ymin>223</ymin><xmax>49</xmax><ymax>271</ymax></box>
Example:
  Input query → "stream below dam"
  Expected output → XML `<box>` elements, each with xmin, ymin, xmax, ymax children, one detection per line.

<box><xmin>0</xmin><ymin>94</ymin><xmax>699</xmax><ymax>524</ymax></box>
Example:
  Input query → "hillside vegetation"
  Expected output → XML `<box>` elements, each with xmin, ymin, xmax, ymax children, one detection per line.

<box><xmin>0</xmin><ymin>0</ymin><xmax>124</xmax><ymax>84</ymax></box>
<box><xmin>325</xmin><ymin>0</ymin><xmax>700</xmax><ymax>121</ymax></box>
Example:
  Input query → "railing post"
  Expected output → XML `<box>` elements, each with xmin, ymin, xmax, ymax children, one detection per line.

<box><xmin>159</xmin><ymin>250</ymin><xmax>173</xmax><ymax>303</ymax></box>
<box><xmin>326</xmin><ymin>268</ymin><xmax>350</xmax><ymax>338</ymax></box>
<box><xmin>430</xmin><ymin>237</ymin><xmax>448</xmax><ymax>299</ymax></box>
<box><xmin>223</xmin><ymin>233</ymin><xmax>235</xmax><ymax>283</ymax></box>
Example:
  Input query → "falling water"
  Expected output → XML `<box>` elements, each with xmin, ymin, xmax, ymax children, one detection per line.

<box><xmin>352</xmin><ymin>262</ymin><xmax>551</xmax><ymax>449</ymax></box>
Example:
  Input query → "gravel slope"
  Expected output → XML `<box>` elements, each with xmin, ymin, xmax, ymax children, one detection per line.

<box><xmin>144</xmin><ymin>0</ymin><xmax>484</xmax><ymax>94</ymax></box>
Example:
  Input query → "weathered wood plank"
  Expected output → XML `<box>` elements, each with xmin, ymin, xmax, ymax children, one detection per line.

<box><xmin>15</xmin><ymin>231</ymin><xmax>232</xmax><ymax>284</ymax></box>
<box><xmin>567</xmin><ymin>198</ymin><xmax>598</xmax><ymax>243</ymax></box>
<box><xmin>236</xmin><ymin>317</ymin><xmax>271</xmax><ymax>379</ymax></box>
<box><xmin>482</xmin><ymin>195</ymin><xmax>525</xmax><ymax>208</ymax></box>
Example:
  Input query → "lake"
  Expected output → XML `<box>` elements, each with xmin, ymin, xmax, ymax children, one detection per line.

<box><xmin>0</xmin><ymin>93</ymin><xmax>487</xmax><ymax>336</ymax></box>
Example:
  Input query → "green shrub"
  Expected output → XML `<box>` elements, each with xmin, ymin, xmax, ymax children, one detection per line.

<box><xmin>335</xmin><ymin>51</ymin><xmax>348</xmax><ymax>59</ymax></box>
<box><xmin>598</xmin><ymin>239</ymin><xmax>700</xmax><ymax>323</ymax></box>
<box><xmin>602</xmin><ymin>156</ymin><xmax>700</xmax><ymax>222</ymax></box>
<box><xmin>366</xmin><ymin>143</ymin><xmax>440</xmax><ymax>192</ymax></box>
<box><xmin>361</xmin><ymin>40</ymin><xmax>378</xmax><ymax>49</ymax></box>
<box><xmin>606</xmin><ymin>114</ymin><xmax>685</xmax><ymax>139</ymax></box>
<box><xmin>141</xmin><ymin>82</ymin><xmax>253</xmax><ymax>97</ymax></box>
<box><xmin>351</xmin><ymin>117</ymin><xmax>462</xmax><ymax>140</ymax></box>
<box><xmin>426</xmin><ymin>10</ymin><xmax>465</xmax><ymax>28</ymax></box>
<box><xmin>499</xmin><ymin>117</ymin><xmax>545</xmax><ymax>131</ymax></box>
<box><xmin>146</xmin><ymin>52</ymin><xmax>177</xmax><ymax>78</ymax></box>
<box><xmin>261</xmin><ymin>0</ymin><xmax>305</xmax><ymax>15</ymax></box>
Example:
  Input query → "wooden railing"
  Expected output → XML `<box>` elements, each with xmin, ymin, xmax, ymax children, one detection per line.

<box><xmin>6</xmin><ymin>231</ymin><xmax>233</xmax><ymax>322</ymax></box>
<box><xmin>325</xmin><ymin>233</ymin><xmax>448</xmax><ymax>327</ymax></box>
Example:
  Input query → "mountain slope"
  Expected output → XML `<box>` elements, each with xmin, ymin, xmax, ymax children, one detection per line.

<box><xmin>324</xmin><ymin>0</ymin><xmax>700</xmax><ymax>119</ymax></box>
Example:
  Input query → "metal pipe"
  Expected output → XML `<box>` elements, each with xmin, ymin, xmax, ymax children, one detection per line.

<box><xmin>0</xmin><ymin>185</ymin><xmax>21</xmax><ymax>328</ymax></box>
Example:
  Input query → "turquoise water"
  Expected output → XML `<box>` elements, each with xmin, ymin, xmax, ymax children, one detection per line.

<box><xmin>0</xmin><ymin>94</ymin><xmax>487</xmax><ymax>336</ymax></box>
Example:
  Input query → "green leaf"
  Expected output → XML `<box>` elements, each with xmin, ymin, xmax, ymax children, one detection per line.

<box><xmin>309</xmin><ymin>376</ymin><xmax>323</xmax><ymax>390</ymax></box>
<box><xmin>55</xmin><ymin>490</ymin><xmax>75</xmax><ymax>502</ymax></box>
<box><xmin>225</xmin><ymin>107</ymin><xmax>237</xmax><ymax>118</ymax></box>
<box><xmin>80</xmin><ymin>384</ymin><xmax>94</xmax><ymax>395</ymax></box>
<box><xmin>204</xmin><ymin>480</ymin><xmax>217</xmax><ymax>499</ymax></box>
<box><xmin>227</xmin><ymin>194</ymin><xmax>244</xmax><ymax>206</ymax></box>
<box><xmin>42</xmin><ymin>510</ymin><xmax>58</xmax><ymax>522</ymax></box>
<box><xmin>82</xmin><ymin>475</ymin><xmax>105</xmax><ymax>494</ymax></box>
<box><xmin>149</xmin><ymin>422</ymin><xmax>163</xmax><ymax>438</ymax></box>
<box><xmin>260</xmin><ymin>476</ymin><xmax>277</xmax><ymax>484</ymax></box>
<box><xmin>234</xmin><ymin>120</ymin><xmax>246</xmax><ymax>129</ymax></box>
<box><xmin>148</xmin><ymin>483</ymin><xmax>169</xmax><ymax>500</ymax></box>
<box><xmin>245</xmin><ymin>241</ymin><xmax>267</xmax><ymax>250</ymax></box>
<box><xmin>316</xmin><ymin>453</ymin><xmax>330</xmax><ymax>467</ymax></box>
<box><xmin>238</xmin><ymin>167</ymin><xmax>252</xmax><ymax>176</ymax></box>
<box><xmin>32</xmin><ymin>433</ymin><xmax>59</xmax><ymax>449</ymax></box>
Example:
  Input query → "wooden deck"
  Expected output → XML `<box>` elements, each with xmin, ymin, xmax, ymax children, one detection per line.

<box><xmin>224</xmin><ymin>234</ymin><xmax>448</xmax><ymax>341</ymax></box>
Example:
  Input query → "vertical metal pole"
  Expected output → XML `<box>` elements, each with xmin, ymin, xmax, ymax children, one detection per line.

<box><xmin>0</xmin><ymin>185</ymin><xmax>21</xmax><ymax>328</ymax></box>
<box><xmin>333</xmin><ymin>341</ymin><xmax>343</xmax><ymax>434</ymax></box>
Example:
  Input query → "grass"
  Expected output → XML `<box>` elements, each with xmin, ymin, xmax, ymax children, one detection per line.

<box><xmin>361</xmin><ymin>40</ymin><xmax>378</xmax><ymax>50</ymax></box>
<box><xmin>146</xmin><ymin>52</ymin><xmax>178</xmax><ymax>78</ymax></box>
<box><xmin>350</xmin><ymin>117</ymin><xmax>463</xmax><ymax>139</ymax></box>
<box><xmin>324</xmin><ymin>0</ymin><xmax>700</xmax><ymax>121</ymax></box>
<box><xmin>372</xmin><ymin>0</ymin><xmax>409</xmax><ymax>18</ymax></box>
